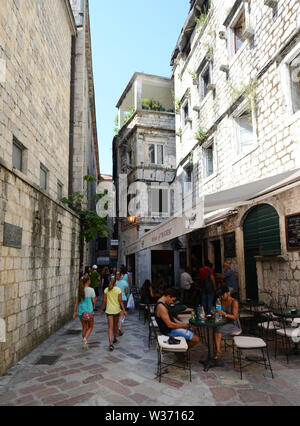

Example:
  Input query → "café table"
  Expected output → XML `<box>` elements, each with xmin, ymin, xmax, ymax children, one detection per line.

<box><xmin>190</xmin><ymin>317</ymin><xmax>227</xmax><ymax>372</ymax></box>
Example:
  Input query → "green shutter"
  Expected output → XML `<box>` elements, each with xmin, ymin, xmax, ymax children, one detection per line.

<box><xmin>244</xmin><ymin>204</ymin><xmax>281</xmax><ymax>255</ymax></box>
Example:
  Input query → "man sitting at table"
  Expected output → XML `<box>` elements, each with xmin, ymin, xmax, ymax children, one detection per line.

<box><xmin>155</xmin><ymin>288</ymin><xmax>200</xmax><ymax>348</ymax></box>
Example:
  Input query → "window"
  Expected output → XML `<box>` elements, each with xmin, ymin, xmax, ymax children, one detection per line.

<box><xmin>225</xmin><ymin>3</ymin><xmax>247</xmax><ymax>58</ymax></box>
<box><xmin>40</xmin><ymin>164</ymin><xmax>48</xmax><ymax>190</ymax></box>
<box><xmin>148</xmin><ymin>144</ymin><xmax>165</xmax><ymax>165</ymax></box>
<box><xmin>232</xmin><ymin>103</ymin><xmax>257</xmax><ymax>158</ymax></box>
<box><xmin>181</xmin><ymin>100</ymin><xmax>190</xmax><ymax>127</ymax></box>
<box><xmin>233</xmin><ymin>10</ymin><xmax>245</xmax><ymax>54</ymax></box>
<box><xmin>200</xmin><ymin>64</ymin><xmax>211</xmax><ymax>101</ymax></box>
<box><xmin>12</xmin><ymin>138</ymin><xmax>24</xmax><ymax>171</ymax></box>
<box><xmin>149</xmin><ymin>188</ymin><xmax>169</xmax><ymax>216</ymax></box>
<box><xmin>203</xmin><ymin>142</ymin><xmax>214</xmax><ymax>178</ymax></box>
<box><xmin>236</xmin><ymin>112</ymin><xmax>254</xmax><ymax>155</ymax></box>
<box><xmin>57</xmin><ymin>181</ymin><xmax>63</xmax><ymax>200</ymax></box>
<box><xmin>280</xmin><ymin>43</ymin><xmax>300</xmax><ymax>115</ymax></box>
<box><xmin>290</xmin><ymin>53</ymin><xmax>300</xmax><ymax>112</ymax></box>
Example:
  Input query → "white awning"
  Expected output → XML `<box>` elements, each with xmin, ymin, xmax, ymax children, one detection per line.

<box><xmin>124</xmin><ymin>169</ymin><xmax>300</xmax><ymax>256</ymax></box>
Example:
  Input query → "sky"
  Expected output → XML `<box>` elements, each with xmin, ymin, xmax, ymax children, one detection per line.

<box><xmin>89</xmin><ymin>0</ymin><xmax>190</xmax><ymax>176</ymax></box>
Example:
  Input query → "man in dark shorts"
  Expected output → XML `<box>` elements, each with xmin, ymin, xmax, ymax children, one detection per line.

<box><xmin>155</xmin><ymin>288</ymin><xmax>200</xmax><ymax>348</ymax></box>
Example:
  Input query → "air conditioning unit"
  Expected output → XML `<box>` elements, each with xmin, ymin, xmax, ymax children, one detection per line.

<box><xmin>220</xmin><ymin>65</ymin><xmax>229</xmax><ymax>73</ymax></box>
<box><xmin>207</xmin><ymin>83</ymin><xmax>216</xmax><ymax>91</ymax></box>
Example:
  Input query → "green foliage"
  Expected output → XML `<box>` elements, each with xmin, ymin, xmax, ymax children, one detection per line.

<box><xmin>114</xmin><ymin>115</ymin><xmax>119</xmax><ymax>135</ymax></box>
<box><xmin>229</xmin><ymin>77</ymin><xmax>258</xmax><ymax>114</ymax></box>
<box><xmin>123</xmin><ymin>106</ymin><xmax>135</xmax><ymax>124</ymax></box>
<box><xmin>141</xmin><ymin>98</ymin><xmax>163</xmax><ymax>111</ymax></box>
<box><xmin>195</xmin><ymin>127</ymin><xmax>208</xmax><ymax>142</ymax></box>
<box><xmin>174</xmin><ymin>98</ymin><xmax>180</xmax><ymax>112</ymax></box>
<box><xmin>61</xmin><ymin>175</ymin><xmax>108</xmax><ymax>245</ymax></box>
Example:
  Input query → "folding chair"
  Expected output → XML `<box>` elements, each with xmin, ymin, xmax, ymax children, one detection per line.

<box><xmin>233</xmin><ymin>336</ymin><xmax>274</xmax><ymax>380</ymax></box>
<box><xmin>156</xmin><ymin>333</ymin><xmax>191</xmax><ymax>382</ymax></box>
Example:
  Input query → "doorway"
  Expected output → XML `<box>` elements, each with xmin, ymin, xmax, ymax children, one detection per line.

<box><xmin>243</xmin><ymin>204</ymin><xmax>281</xmax><ymax>300</ymax></box>
<box><xmin>211</xmin><ymin>240</ymin><xmax>222</xmax><ymax>273</ymax></box>
<box><xmin>151</xmin><ymin>250</ymin><xmax>174</xmax><ymax>287</ymax></box>
<box><xmin>127</xmin><ymin>254</ymin><xmax>136</xmax><ymax>287</ymax></box>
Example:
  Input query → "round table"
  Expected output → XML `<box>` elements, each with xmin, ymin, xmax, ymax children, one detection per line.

<box><xmin>190</xmin><ymin>317</ymin><xmax>227</xmax><ymax>372</ymax></box>
<box><xmin>239</xmin><ymin>300</ymin><xmax>266</xmax><ymax>308</ymax></box>
<box><xmin>272</xmin><ymin>308</ymin><xmax>300</xmax><ymax>319</ymax></box>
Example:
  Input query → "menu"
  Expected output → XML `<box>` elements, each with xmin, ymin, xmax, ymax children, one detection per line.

<box><xmin>286</xmin><ymin>213</ymin><xmax>300</xmax><ymax>250</ymax></box>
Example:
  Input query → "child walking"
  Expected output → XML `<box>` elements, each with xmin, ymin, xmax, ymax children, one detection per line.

<box><xmin>73</xmin><ymin>275</ymin><xmax>97</xmax><ymax>349</ymax></box>
<box><xmin>100</xmin><ymin>277</ymin><xmax>127</xmax><ymax>351</ymax></box>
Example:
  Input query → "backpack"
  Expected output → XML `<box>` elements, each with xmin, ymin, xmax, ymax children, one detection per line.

<box><xmin>203</xmin><ymin>269</ymin><xmax>214</xmax><ymax>294</ymax></box>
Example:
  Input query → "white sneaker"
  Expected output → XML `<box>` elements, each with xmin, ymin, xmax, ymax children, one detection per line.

<box><xmin>82</xmin><ymin>338</ymin><xmax>88</xmax><ymax>350</ymax></box>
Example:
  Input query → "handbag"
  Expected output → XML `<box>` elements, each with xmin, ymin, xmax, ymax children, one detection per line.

<box><xmin>127</xmin><ymin>294</ymin><xmax>135</xmax><ymax>309</ymax></box>
<box><xmin>82</xmin><ymin>312</ymin><xmax>94</xmax><ymax>321</ymax></box>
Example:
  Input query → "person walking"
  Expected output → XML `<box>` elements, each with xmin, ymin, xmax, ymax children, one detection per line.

<box><xmin>120</xmin><ymin>265</ymin><xmax>132</xmax><ymax>292</ymax></box>
<box><xmin>73</xmin><ymin>275</ymin><xmax>97</xmax><ymax>349</ymax></box>
<box><xmin>100</xmin><ymin>277</ymin><xmax>127</xmax><ymax>351</ymax></box>
<box><xmin>199</xmin><ymin>260</ymin><xmax>216</xmax><ymax>314</ymax></box>
<box><xmin>90</xmin><ymin>265</ymin><xmax>100</xmax><ymax>311</ymax></box>
<box><xmin>101</xmin><ymin>266</ymin><xmax>111</xmax><ymax>295</ymax></box>
<box><xmin>180</xmin><ymin>267</ymin><xmax>193</xmax><ymax>305</ymax></box>
<box><xmin>115</xmin><ymin>271</ymin><xmax>129</xmax><ymax>336</ymax></box>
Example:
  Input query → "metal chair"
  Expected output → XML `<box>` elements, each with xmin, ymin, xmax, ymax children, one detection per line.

<box><xmin>148</xmin><ymin>315</ymin><xmax>160</xmax><ymax>348</ymax></box>
<box><xmin>233</xmin><ymin>335</ymin><xmax>274</xmax><ymax>380</ymax></box>
<box><xmin>257</xmin><ymin>308</ymin><xmax>280</xmax><ymax>349</ymax></box>
<box><xmin>275</xmin><ymin>315</ymin><xmax>300</xmax><ymax>363</ymax></box>
<box><xmin>156</xmin><ymin>331</ymin><xmax>191</xmax><ymax>383</ymax></box>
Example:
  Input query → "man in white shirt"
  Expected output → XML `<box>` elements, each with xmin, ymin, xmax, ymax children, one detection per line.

<box><xmin>180</xmin><ymin>267</ymin><xmax>193</xmax><ymax>305</ymax></box>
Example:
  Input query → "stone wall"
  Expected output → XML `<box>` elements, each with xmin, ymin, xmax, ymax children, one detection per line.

<box><xmin>0</xmin><ymin>0</ymin><xmax>75</xmax><ymax>201</ymax></box>
<box><xmin>0</xmin><ymin>162</ymin><xmax>80</xmax><ymax>374</ymax></box>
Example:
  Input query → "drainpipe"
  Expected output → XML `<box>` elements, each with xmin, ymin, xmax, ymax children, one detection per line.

<box><xmin>68</xmin><ymin>35</ymin><xmax>76</xmax><ymax>198</ymax></box>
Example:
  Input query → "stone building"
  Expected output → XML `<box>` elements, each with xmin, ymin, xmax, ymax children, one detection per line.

<box><xmin>122</xmin><ymin>0</ymin><xmax>300</xmax><ymax>305</ymax></box>
<box><xmin>0</xmin><ymin>0</ymin><xmax>99</xmax><ymax>374</ymax></box>
<box><xmin>69</xmin><ymin>0</ymin><xmax>100</xmax><ymax>268</ymax></box>
<box><xmin>113</xmin><ymin>73</ymin><xmax>180</xmax><ymax>287</ymax></box>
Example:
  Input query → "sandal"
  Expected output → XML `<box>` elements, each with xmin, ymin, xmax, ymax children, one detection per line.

<box><xmin>213</xmin><ymin>352</ymin><xmax>222</xmax><ymax>360</ymax></box>
<box><xmin>118</xmin><ymin>330</ymin><xmax>124</xmax><ymax>336</ymax></box>
<box><xmin>109</xmin><ymin>344</ymin><xmax>114</xmax><ymax>351</ymax></box>
<box><xmin>113</xmin><ymin>338</ymin><xmax>118</xmax><ymax>344</ymax></box>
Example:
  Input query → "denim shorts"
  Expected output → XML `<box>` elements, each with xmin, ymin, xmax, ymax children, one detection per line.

<box><xmin>106</xmin><ymin>313</ymin><xmax>120</xmax><ymax>318</ymax></box>
<box><xmin>168</xmin><ymin>328</ymin><xmax>194</xmax><ymax>341</ymax></box>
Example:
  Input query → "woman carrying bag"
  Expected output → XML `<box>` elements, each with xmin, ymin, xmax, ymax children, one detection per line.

<box><xmin>73</xmin><ymin>275</ymin><xmax>97</xmax><ymax>349</ymax></box>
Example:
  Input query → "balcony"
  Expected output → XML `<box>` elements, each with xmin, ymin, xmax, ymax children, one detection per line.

<box><xmin>116</xmin><ymin>72</ymin><xmax>175</xmax><ymax>131</ymax></box>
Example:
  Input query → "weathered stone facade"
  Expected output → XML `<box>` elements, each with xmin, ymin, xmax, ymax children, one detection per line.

<box><xmin>172</xmin><ymin>0</ymin><xmax>299</xmax><ymax>196</ymax></box>
<box><xmin>113</xmin><ymin>73</ymin><xmax>178</xmax><ymax>286</ymax></box>
<box><xmin>169</xmin><ymin>0</ymin><xmax>300</xmax><ymax>300</ymax></box>
<box><xmin>0</xmin><ymin>0</ymin><xmax>97</xmax><ymax>374</ymax></box>
<box><xmin>0</xmin><ymin>161</ymin><xmax>80</xmax><ymax>374</ymax></box>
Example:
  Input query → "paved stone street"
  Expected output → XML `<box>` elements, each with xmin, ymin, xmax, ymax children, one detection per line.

<box><xmin>1</xmin><ymin>305</ymin><xmax>300</xmax><ymax>407</ymax></box>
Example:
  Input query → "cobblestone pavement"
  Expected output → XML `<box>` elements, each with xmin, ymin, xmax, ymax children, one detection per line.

<box><xmin>1</xmin><ymin>306</ymin><xmax>300</xmax><ymax>406</ymax></box>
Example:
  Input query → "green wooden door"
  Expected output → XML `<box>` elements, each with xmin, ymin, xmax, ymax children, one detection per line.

<box><xmin>243</xmin><ymin>204</ymin><xmax>281</xmax><ymax>300</ymax></box>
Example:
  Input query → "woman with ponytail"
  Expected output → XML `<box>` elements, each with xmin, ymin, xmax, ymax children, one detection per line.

<box><xmin>73</xmin><ymin>275</ymin><xmax>96</xmax><ymax>349</ymax></box>
<box><xmin>100</xmin><ymin>275</ymin><xmax>127</xmax><ymax>351</ymax></box>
